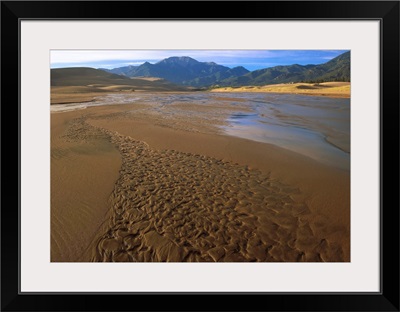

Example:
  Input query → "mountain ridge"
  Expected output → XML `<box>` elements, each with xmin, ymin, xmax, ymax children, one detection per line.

<box><xmin>219</xmin><ymin>51</ymin><xmax>350</xmax><ymax>86</ymax></box>
<box><xmin>103</xmin><ymin>56</ymin><xmax>250</xmax><ymax>87</ymax></box>
<box><xmin>101</xmin><ymin>52</ymin><xmax>350</xmax><ymax>88</ymax></box>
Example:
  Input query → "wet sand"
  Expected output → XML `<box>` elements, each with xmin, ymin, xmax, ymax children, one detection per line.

<box><xmin>51</xmin><ymin>94</ymin><xmax>350</xmax><ymax>262</ymax></box>
<box><xmin>51</xmin><ymin>112</ymin><xmax>122</xmax><ymax>261</ymax></box>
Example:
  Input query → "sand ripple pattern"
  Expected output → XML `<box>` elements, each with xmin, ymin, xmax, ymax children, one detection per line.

<box><xmin>62</xmin><ymin>117</ymin><xmax>344</xmax><ymax>262</ymax></box>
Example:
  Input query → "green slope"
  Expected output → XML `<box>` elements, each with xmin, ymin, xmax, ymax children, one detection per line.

<box><xmin>219</xmin><ymin>51</ymin><xmax>350</xmax><ymax>87</ymax></box>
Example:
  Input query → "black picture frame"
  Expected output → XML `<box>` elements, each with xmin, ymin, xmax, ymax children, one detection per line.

<box><xmin>2</xmin><ymin>1</ymin><xmax>399</xmax><ymax>311</ymax></box>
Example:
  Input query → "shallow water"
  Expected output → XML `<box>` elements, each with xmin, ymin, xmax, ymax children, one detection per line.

<box><xmin>222</xmin><ymin>93</ymin><xmax>350</xmax><ymax>170</ymax></box>
<box><xmin>51</xmin><ymin>92</ymin><xmax>350</xmax><ymax>170</ymax></box>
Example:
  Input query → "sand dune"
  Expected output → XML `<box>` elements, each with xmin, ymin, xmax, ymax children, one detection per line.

<box><xmin>51</xmin><ymin>68</ymin><xmax>189</xmax><ymax>104</ymax></box>
<box><xmin>212</xmin><ymin>82</ymin><xmax>350</xmax><ymax>98</ymax></box>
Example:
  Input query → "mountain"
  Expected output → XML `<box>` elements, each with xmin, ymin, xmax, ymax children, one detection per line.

<box><xmin>103</xmin><ymin>56</ymin><xmax>250</xmax><ymax>87</ymax></box>
<box><xmin>102</xmin><ymin>52</ymin><xmax>349</xmax><ymax>88</ymax></box>
<box><xmin>51</xmin><ymin>67</ymin><xmax>189</xmax><ymax>92</ymax></box>
<box><xmin>98</xmin><ymin>65</ymin><xmax>138</xmax><ymax>76</ymax></box>
<box><xmin>305</xmin><ymin>50</ymin><xmax>350</xmax><ymax>82</ymax></box>
<box><xmin>220</xmin><ymin>51</ymin><xmax>350</xmax><ymax>87</ymax></box>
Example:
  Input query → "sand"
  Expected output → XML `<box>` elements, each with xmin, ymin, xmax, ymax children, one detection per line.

<box><xmin>51</xmin><ymin>112</ymin><xmax>122</xmax><ymax>261</ymax></box>
<box><xmin>51</xmin><ymin>95</ymin><xmax>350</xmax><ymax>262</ymax></box>
<box><xmin>212</xmin><ymin>82</ymin><xmax>350</xmax><ymax>98</ymax></box>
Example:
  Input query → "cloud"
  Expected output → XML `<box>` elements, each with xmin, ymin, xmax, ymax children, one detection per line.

<box><xmin>50</xmin><ymin>50</ymin><xmax>162</xmax><ymax>63</ymax></box>
<box><xmin>320</xmin><ymin>56</ymin><xmax>336</xmax><ymax>60</ymax></box>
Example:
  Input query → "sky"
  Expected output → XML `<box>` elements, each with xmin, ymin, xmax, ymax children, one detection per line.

<box><xmin>51</xmin><ymin>50</ymin><xmax>348</xmax><ymax>71</ymax></box>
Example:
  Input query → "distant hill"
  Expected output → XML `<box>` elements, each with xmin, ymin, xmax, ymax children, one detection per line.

<box><xmin>51</xmin><ymin>67</ymin><xmax>132</xmax><ymax>86</ymax></box>
<box><xmin>219</xmin><ymin>51</ymin><xmax>350</xmax><ymax>87</ymax></box>
<box><xmin>51</xmin><ymin>67</ymin><xmax>189</xmax><ymax>92</ymax></box>
<box><xmin>103</xmin><ymin>56</ymin><xmax>250</xmax><ymax>87</ymax></box>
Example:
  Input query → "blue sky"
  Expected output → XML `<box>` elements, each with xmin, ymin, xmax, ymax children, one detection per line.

<box><xmin>51</xmin><ymin>50</ymin><xmax>348</xmax><ymax>71</ymax></box>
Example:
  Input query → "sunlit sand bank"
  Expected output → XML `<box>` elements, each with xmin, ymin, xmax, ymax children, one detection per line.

<box><xmin>211</xmin><ymin>82</ymin><xmax>350</xmax><ymax>98</ymax></box>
